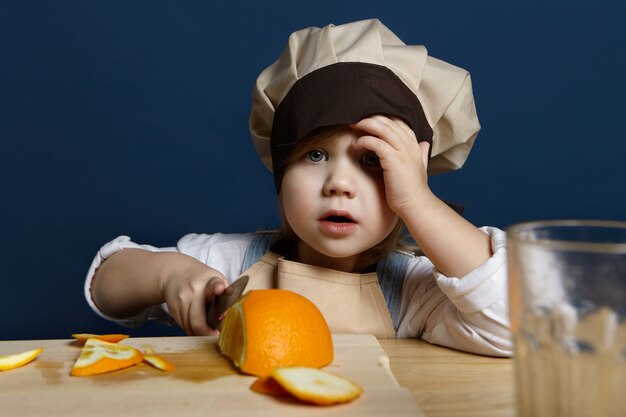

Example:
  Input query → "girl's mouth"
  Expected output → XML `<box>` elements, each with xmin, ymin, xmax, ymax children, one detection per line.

<box><xmin>319</xmin><ymin>211</ymin><xmax>357</xmax><ymax>224</ymax></box>
<box><xmin>318</xmin><ymin>211</ymin><xmax>358</xmax><ymax>236</ymax></box>
<box><xmin>323</xmin><ymin>215</ymin><xmax>354</xmax><ymax>223</ymax></box>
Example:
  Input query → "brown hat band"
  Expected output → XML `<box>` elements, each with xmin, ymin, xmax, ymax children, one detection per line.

<box><xmin>270</xmin><ymin>62</ymin><xmax>433</xmax><ymax>191</ymax></box>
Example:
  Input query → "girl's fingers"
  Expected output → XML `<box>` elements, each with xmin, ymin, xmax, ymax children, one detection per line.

<box><xmin>350</xmin><ymin>117</ymin><xmax>405</xmax><ymax>150</ymax></box>
<box><xmin>351</xmin><ymin>134</ymin><xmax>379</xmax><ymax>149</ymax></box>
<box><xmin>188</xmin><ymin>297</ymin><xmax>212</xmax><ymax>336</ymax></box>
<box><xmin>174</xmin><ymin>276</ymin><xmax>226</xmax><ymax>336</ymax></box>
<box><xmin>394</xmin><ymin>117</ymin><xmax>429</xmax><ymax>169</ymax></box>
<box><xmin>353</xmin><ymin>116</ymin><xmax>400</xmax><ymax>140</ymax></box>
<box><xmin>351</xmin><ymin>135</ymin><xmax>394</xmax><ymax>167</ymax></box>
<box><xmin>391</xmin><ymin>116</ymin><xmax>419</xmax><ymax>139</ymax></box>
<box><xmin>203</xmin><ymin>276</ymin><xmax>227</xmax><ymax>301</ymax></box>
<box><xmin>188</xmin><ymin>277</ymin><xmax>226</xmax><ymax>336</ymax></box>
<box><xmin>352</xmin><ymin>116</ymin><xmax>421</xmax><ymax>154</ymax></box>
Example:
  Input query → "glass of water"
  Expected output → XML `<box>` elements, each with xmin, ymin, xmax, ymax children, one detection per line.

<box><xmin>507</xmin><ymin>220</ymin><xmax>626</xmax><ymax>417</ymax></box>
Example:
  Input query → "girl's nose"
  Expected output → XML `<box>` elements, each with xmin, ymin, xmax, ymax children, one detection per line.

<box><xmin>322</xmin><ymin>166</ymin><xmax>357</xmax><ymax>198</ymax></box>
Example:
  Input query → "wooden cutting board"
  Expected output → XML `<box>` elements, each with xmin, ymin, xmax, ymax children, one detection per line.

<box><xmin>0</xmin><ymin>334</ymin><xmax>425</xmax><ymax>416</ymax></box>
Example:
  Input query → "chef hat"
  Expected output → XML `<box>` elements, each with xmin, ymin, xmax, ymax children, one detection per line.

<box><xmin>249</xmin><ymin>18</ymin><xmax>481</xmax><ymax>191</ymax></box>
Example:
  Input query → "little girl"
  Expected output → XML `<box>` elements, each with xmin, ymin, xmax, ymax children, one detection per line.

<box><xmin>86</xmin><ymin>19</ymin><xmax>512</xmax><ymax>357</ymax></box>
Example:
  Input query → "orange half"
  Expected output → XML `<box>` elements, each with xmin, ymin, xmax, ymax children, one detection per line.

<box><xmin>218</xmin><ymin>289</ymin><xmax>333</xmax><ymax>377</ymax></box>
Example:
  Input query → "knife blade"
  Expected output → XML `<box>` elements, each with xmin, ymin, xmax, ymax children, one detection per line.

<box><xmin>206</xmin><ymin>275</ymin><xmax>249</xmax><ymax>330</ymax></box>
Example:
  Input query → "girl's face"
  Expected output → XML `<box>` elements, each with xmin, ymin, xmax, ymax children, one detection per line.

<box><xmin>281</xmin><ymin>127</ymin><xmax>399</xmax><ymax>272</ymax></box>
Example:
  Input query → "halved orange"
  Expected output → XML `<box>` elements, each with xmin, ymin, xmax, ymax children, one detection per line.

<box><xmin>71</xmin><ymin>333</ymin><xmax>129</xmax><ymax>343</ymax></box>
<box><xmin>0</xmin><ymin>348</ymin><xmax>44</xmax><ymax>371</ymax></box>
<box><xmin>218</xmin><ymin>289</ymin><xmax>333</xmax><ymax>377</ymax></box>
<box><xmin>271</xmin><ymin>367</ymin><xmax>363</xmax><ymax>405</ymax></box>
<box><xmin>71</xmin><ymin>338</ymin><xmax>142</xmax><ymax>376</ymax></box>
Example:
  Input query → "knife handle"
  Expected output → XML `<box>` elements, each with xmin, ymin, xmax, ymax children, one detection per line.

<box><xmin>205</xmin><ymin>275</ymin><xmax>249</xmax><ymax>330</ymax></box>
<box><xmin>206</xmin><ymin>299</ymin><xmax>222</xmax><ymax>330</ymax></box>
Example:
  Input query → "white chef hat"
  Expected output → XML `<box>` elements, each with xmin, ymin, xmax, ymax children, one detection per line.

<box><xmin>249</xmin><ymin>18</ymin><xmax>481</xmax><ymax>191</ymax></box>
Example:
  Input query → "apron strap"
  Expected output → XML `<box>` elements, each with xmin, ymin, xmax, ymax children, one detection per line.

<box><xmin>376</xmin><ymin>251</ymin><xmax>411</xmax><ymax>331</ymax></box>
<box><xmin>242</xmin><ymin>230</ymin><xmax>277</xmax><ymax>271</ymax></box>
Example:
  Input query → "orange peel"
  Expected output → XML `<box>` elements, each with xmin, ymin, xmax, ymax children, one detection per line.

<box><xmin>143</xmin><ymin>354</ymin><xmax>175</xmax><ymax>372</ymax></box>
<box><xmin>0</xmin><ymin>348</ymin><xmax>44</xmax><ymax>371</ymax></box>
<box><xmin>271</xmin><ymin>367</ymin><xmax>363</xmax><ymax>405</ymax></box>
<box><xmin>250</xmin><ymin>376</ymin><xmax>289</xmax><ymax>396</ymax></box>
<box><xmin>71</xmin><ymin>333</ymin><xmax>129</xmax><ymax>343</ymax></box>
<box><xmin>71</xmin><ymin>338</ymin><xmax>142</xmax><ymax>376</ymax></box>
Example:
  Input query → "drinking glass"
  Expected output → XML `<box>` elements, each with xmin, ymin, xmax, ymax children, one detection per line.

<box><xmin>507</xmin><ymin>220</ymin><xmax>626</xmax><ymax>417</ymax></box>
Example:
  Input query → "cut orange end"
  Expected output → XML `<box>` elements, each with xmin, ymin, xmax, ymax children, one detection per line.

<box><xmin>71</xmin><ymin>333</ymin><xmax>129</xmax><ymax>343</ymax></box>
<box><xmin>250</xmin><ymin>376</ymin><xmax>289</xmax><ymax>396</ymax></box>
<box><xmin>143</xmin><ymin>354</ymin><xmax>175</xmax><ymax>372</ymax></box>
<box><xmin>218</xmin><ymin>289</ymin><xmax>333</xmax><ymax>377</ymax></box>
<box><xmin>70</xmin><ymin>338</ymin><xmax>142</xmax><ymax>376</ymax></box>
<box><xmin>0</xmin><ymin>348</ymin><xmax>44</xmax><ymax>371</ymax></box>
<box><xmin>271</xmin><ymin>367</ymin><xmax>363</xmax><ymax>405</ymax></box>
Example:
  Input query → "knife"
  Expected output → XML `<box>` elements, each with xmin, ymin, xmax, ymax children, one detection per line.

<box><xmin>206</xmin><ymin>275</ymin><xmax>249</xmax><ymax>330</ymax></box>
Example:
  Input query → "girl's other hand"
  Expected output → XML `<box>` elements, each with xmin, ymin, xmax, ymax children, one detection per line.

<box><xmin>350</xmin><ymin>115</ymin><xmax>431</xmax><ymax>216</ymax></box>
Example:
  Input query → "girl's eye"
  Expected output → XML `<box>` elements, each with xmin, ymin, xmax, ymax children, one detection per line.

<box><xmin>361</xmin><ymin>152</ymin><xmax>381</xmax><ymax>168</ymax></box>
<box><xmin>305</xmin><ymin>149</ymin><xmax>327</xmax><ymax>163</ymax></box>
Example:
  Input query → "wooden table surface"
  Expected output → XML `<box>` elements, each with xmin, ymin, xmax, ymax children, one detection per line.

<box><xmin>379</xmin><ymin>338</ymin><xmax>514</xmax><ymax>417</ymax></box>
<box><xmin>0</xmin><ymin>335</ymin><xmax>515</xmax><ymax>417</ymax></box>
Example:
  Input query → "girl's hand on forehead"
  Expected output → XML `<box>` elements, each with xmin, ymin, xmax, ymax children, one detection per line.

<box><xmin>350</xmin><ymin>115</ymin><xmax>431</xmax><ymax>216</ymax></box>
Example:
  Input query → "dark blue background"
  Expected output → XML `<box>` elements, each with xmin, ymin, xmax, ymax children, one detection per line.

<box><xmin>2</xmin><ymin>1</ymin><xmax>625</xmax><ymax>340</ymax></box>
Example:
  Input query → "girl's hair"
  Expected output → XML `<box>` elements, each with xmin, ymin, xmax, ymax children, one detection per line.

<box><xmin>271</xmin><ymin>124</ymin><xmax>413</xmax><ymax>272</ymax></box>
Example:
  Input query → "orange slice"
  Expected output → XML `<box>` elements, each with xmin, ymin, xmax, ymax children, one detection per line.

<box><xmin>71</xmin><ymin>333</ymin><xmax>129</xmax><ymax>343</ymax></box>
<box><xmin>0</xmin><ymin>348</ymin><xmax>44</xmax><ymax>371</ymax></box>
<box><xmin>271</xmin><ymin>367</ymin><xmax>363</xmax><ymax>405</ymax></box>
<box><xmin>71</xmin><ymin>338</ymin><xmax>142</xmax><ymax>376</ymax></box>
<box><xmin>143</xmin><ymin>354</ymin><xmax>175</xmax><ymax>372</ymax></box>
<box><xmin>250</xmin><ymin>376</ymin><xmax>289</xmax><ymax>396</ymax></box>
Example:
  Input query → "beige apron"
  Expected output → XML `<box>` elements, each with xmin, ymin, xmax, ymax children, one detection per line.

<box><xmin>238</xmin><ymin>252</ymin><xmax>396</xmax><ymax>339</ymax></box>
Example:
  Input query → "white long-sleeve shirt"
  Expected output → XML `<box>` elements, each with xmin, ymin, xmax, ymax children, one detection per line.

<box><xmin>85</xmin><ymin>226</ymin><xmax>512</xmax><ymax>357</ymax></box>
